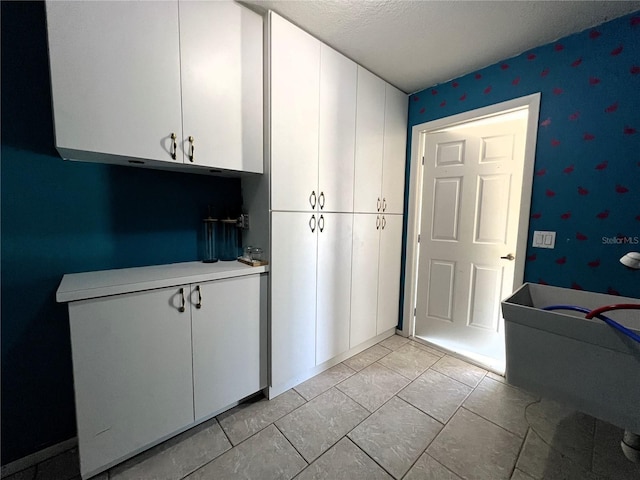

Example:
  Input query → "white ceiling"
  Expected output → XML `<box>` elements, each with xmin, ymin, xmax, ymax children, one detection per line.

<box><xmin>243</xmin><ymin>1</ymin><xmax>640</xmax><ymax>94</ymax></box>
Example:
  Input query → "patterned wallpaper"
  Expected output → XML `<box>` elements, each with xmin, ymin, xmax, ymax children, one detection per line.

<box><xmin>407</xmin><ymin>12</ymin><xmax>640</xmax><ymax>298</ymax></box>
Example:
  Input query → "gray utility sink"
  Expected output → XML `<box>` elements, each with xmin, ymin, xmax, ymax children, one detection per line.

<box><xmin>501</xmin><ymin>283</ymin><xmax>640</xmax><ymax>435</ymax></box>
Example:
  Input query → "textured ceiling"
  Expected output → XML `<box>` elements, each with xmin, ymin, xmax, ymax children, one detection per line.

<box><xmin>243</xmin><ymin>1</ymin><xmax>640</xmax><ymax>93</ymax></box>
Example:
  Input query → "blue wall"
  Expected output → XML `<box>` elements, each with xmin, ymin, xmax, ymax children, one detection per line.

<box><xmin>402</xmin><ymin>11</ymin><xmax>640</xmax><ymax>328</ymax></box>
<box><xmin>1</xmin><ymin>2</ymin><xmax>242</xmax><ymax>464</ymax></box>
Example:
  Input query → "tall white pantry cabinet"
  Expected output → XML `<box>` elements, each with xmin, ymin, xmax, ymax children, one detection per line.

<box><xmin>267</xmin><ymin>12</ymin><xmax>408</xmax><ymax>396</ymax></box>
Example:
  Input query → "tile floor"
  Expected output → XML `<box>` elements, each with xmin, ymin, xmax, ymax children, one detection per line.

<box><xmin>5</xmin><ymin>335</ymin><xmax>639</xmax><ymax>480</ymax></box>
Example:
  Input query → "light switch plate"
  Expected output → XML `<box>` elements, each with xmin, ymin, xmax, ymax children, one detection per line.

<box><xmin>533</xmin><ymin>230</ymin><xmax>556</xmax><ymax>249</ymax></box>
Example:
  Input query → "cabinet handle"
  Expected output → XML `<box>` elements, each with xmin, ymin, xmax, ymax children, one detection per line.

<box><xmin>319</xmin><ymin>214</ymin><xmax>324</xmax><ymax>232</ymax></box>
<box><xmin>319</xmin><ymin>192</ymin><xmax>325</xmax><ymax>210</ymax></box>
<box><xmin>179</xmin><ymin>287</ymin><xmax>186</xmax><ymax>313</ymax></box>
<box><xmin>188</xmin><ymin>136</ymin><xmax>195</xmax><ymax>162</ymax></box>
<box><xmin>376</xmin><ymin>215</ymin><xmax>380</xmax><ymax>230</ymax></box>
<box><xmin>383</xmin><ymin>198</ymin><xmax>387</xmax><ymax>212</ymax></box>
<box><xmin>196</xmin><ymin>285</ymin><xmax>202</xmax><ymax>309</ymax></box>
<box><xmin>382</xmin><ymin>216</ymin><xmax>386</xmax><ymax>230</ymax></box>
<box><xmin>309</xmin><ymin>214</ymin><xmax>316</xmax><ymax>233</ymax></box>
<box><xmin>309</xmin><ymin>191</ymin><xmax>316</xmax><ymax>209</ymax></box>
<box><xmin>377</xmin><ymin>197</ymin><xmax>381</xmax><ymax>212</ymax></box>
<box><xmin>170</xmin><ymin>133</ymin><xmax>177</xmax><ymax>160</ymax></box>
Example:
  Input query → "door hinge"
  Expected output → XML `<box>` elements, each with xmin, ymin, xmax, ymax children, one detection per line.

<box><xmin>421</xmin><ymin>156</ymin><xmax>425</xmax><ymax>165</ymax></box>
<box><xmin>413</xmin><ymin>307</ymin><xmax>416</xmax><ymax>317</ymax></box>
<box><xmin>418</xmin><ymin>234</ymin><xmax>421</xmax><ymax>243</ymax></box>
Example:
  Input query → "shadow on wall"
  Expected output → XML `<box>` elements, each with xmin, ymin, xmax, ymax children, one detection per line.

<box><xmin>1</xmin><ymin>1</ymin><xmax>241</xmax><ymax>464</ymax></box>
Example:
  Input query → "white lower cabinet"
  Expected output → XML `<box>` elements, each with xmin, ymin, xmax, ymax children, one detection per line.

<box><xmin>270</xmin><ymin>211</ymin><xmax>353</xmax><ymax>391</ymax></box>
<box><xmin>64</xmin><ymin>269</ymin><xmax>265</xmax><ymax>479</ymax></box>
<box><xmin>69</xmin><ymin>285</ymin><xmax>194</xmax><ymax>478</ymax></box>
<box><xmin>191</xmin><ymin>275</ymin><xmax>264</xmax><ymax>420</ymax></box>
<box><xmin>350</xmin><ymin>213</ymin><xmax>403</xmax><ymax>347</ymax></box>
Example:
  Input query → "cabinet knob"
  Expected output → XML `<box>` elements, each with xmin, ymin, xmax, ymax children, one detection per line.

<box><xmin>195</xmin><ymin>285</ymin><xmax>202</xmax><ymax>309</ymax></box>
<box><xmin>179</xmin><ymin>287</ymin><xmax>186</xmax><ymax>313</ymax></box>
<box><xmin>377</xmin><ymin>197</ymin><xmax>381</xmax><ymax>212</ymax></box>
<box><xmin>188</xmin><ymin>136</ymin><xmax>195</xmax><ymax>162</ymax></box>
<box><xmin>170</xmin><ymin>133</ymin><xmax>177</xmax><ymax>160</ymax></box>
<box><xmin>376</xmin><ymin>215</ymin><xmax>380</xmax><ymax>230</ymax></box>
<box><xmin>309</xmin><ymin>191</ymin><xmax>317</xmax><ymax>209</ymax></box>
<box><xmin>381</xmin><ymin>215</ymin><xmax>386</xmax><ymax>230</ymax></box>
<box><xmin>318</xmin><ymin>214</ymin><xmax>325</xmax><ymax>232</ymax></box>
<box><xmin>309</xmin><ymin>214</ymin><xmax>316</xmax><ymax>233</ymax></box>
<box><xmin>319</xmin><ymin>192</ymin><xmax>325</xmax><ymax>210</ymax></box>
<box><xmin>382</xmin><ymin>198</ymin><xmax>387</xmax><ymax>212</ymax></box>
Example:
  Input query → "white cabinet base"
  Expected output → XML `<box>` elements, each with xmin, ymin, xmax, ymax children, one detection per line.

<box><xmin>266</xmin><ymin>327</ymin><xmax>396</xmax><ymax>399</ymax></box>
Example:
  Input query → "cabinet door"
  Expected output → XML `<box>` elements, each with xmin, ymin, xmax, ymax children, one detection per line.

<box><xmin>350</xmin><ymin>214</ymin><xmax>381</xmax><ymax>347</ymax></box>
<box><xmin>353</xmin><ymin>67</ymin><xmax>385</xmax><ymax>214</ymax></box>
<box><xmin>316</xmin><ymin>213</ymin><xmax>353</xmax><ymax>364</ymax></box>
<box><xmin>318</xmin><ymin>46</ymin><xmax>357</xmax><ymax>213</ymax></box>
<box><xmin>46</xmin><ymin>1</ymin><xmax>182</xmax><ymax>163</ymax></box>
<box><xmin>270</xmin><ymin>13</ymin><xmax>320</xmax><ymax>211</ymax></box>
<box><xmin>377</xmin><ymin>214</ymin><xmax>403</xmax><ymax>334</ymax></box>
<box><xmin>180</xmin><ymin>2</ymin><xmax>263</xmax><ymax>172</ymax></box>
<box><xmin>191</xmin><ymin>275</ymin><xmax>262</xmax><ymax>420</ymax></box>
<box><xmin>68</xmin><ymin>286</ymin><xmax>193</xmax><ymax>477</ymax></box>
<box><xmin>382</xmin><ymin>84</ymin><xmax>408</xmax><ymax>215</ymax></box>
<box><xmin>271</xmin><ymin>211</ymin><xmax>317</xmax><ymax>389</ymax></box>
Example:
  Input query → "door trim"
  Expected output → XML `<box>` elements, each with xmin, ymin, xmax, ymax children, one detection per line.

<box><xmin>401</xmin><ymin>93</ymin><xmax>541</xmax><ymax>337</ymax></box>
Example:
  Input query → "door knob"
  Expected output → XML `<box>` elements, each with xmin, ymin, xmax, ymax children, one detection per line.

<box><xmin>501</xmin><ymin>253</ymin><xmax>515</xmax><ymax>261</ymax></box>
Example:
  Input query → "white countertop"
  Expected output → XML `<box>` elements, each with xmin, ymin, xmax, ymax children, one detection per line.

<box><xmin>57</xmin><ymin>261</ymin><xmax>268</xmax><ymax>303</ymax></box>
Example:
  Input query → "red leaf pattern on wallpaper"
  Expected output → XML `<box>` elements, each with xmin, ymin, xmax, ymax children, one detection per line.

<box><xmin>531</xmin><ymin>212</ymin><xmax>542</xmax><ymax>219</ymax></box>
<box><xmin>484</xmin><ymin>85</ymin><xmax>492</xmax><ymax>94</ymax></box>
<box><xmin>631</xmin><ymin>16</ymin><xmax>640</xmax><ymax>26</ymax></box>
<box><xmin>636</xmin><ymin>215</ymin><xmax>640</xmax><ymax>222</ymax></box>
<box><xmin>576</xmin><ymin>232</ymin><xmax>588</xmax><ymax>241</ymax></box>
<box><xmin>560</xmin><ymin>211</ymin><xmax>571</xmax><ymax>220</ymax></box>
<box><xmin>512</xmin><ymin>76</ymin><xmax>521</xmax><ymax>85</ymax></box>
<box><xmin>452</xmin><ymin>81</ymin><xmax>459</xmax><ymax>88</ymax></box>
<box><xmin>631</xmin><ymin>66</ymin><xmax>640</xmax><ymax>75</ymax></box>
<box><xmin>578</xmin><ymin>186</ymin><xmax>589</xmax><ymax>195</ymax></box>
<box><xmin>419</xmin><ymin>107</ymin><xmax>426</xmax><ymax>114</ymax></box>
<box><xmin>431</xmin><ymin>89</ymin><xmax>438</xmax><ymax>96</ymax></box>
<box><xmin>551</xmin><ymin>138</ymin><xmax>560</xmax><ymax>147</ymax></box>
<box><xmin>527</xmin><ymin>53</ymin><xmax>537</xmax><ymax>60</ymax></box>
<box><xmin>572</xmin><ymin>282</ymin><xmax>584</xmax><ymax>290</ymax></box>
<box><xmin>459</xmin><ymin>93</ymin><xmax>467</xmax><ymax>101</ymax></box>
<box><xmin>615</xmin><ymin>185</ymin><xmax>629</xmax><ymax>194</ymax></box>
<box><xmin>589</xmin><ymin>76</ymin><xmax>601</xmax><ymax>85</ymax></box>
<box><xmin>501</xmin><ymin>63</ymin><xmax>509</xmax><ymax>70</ymax></box>
<box><xmin>541</xmin><ymin>68</ymin><xmax>550</xmax><ymax>77</ymax></box>
<box><xmin>439</xmin><ymin>101</ymin><xmax>446</xmax><ymax>108</ymax></box>
<box><xmin>475</xmin><ymin>73</ymin><xmax>482</xmax><ymax>80</ymax></box>
<box><xmin>583</xmin><ymin>133</ymin><xmax>595</xmax><ymax>141</ymax></box>
<box><xmin>556</xmin><ymin>257</ymin><xmax>567</xmax><ymax>265</ymax></box>
<box><xmin>589</xmin><ymin>30</ymin><xmax>602</xmax><ymax>39</ymax></box>
<box><xmin>413</xmin><ymin>96</ymin><xmax>420</xmax><ymax>102</ymax></box>
<box><xmin>623</xmin><ymin>126</ymin><xmax>637</xmax><ymax>135</ymax></box>
<box><xmin>546</xmin><ymin>189</ymin><xmax>556</xmax><ymax>197</ymax></box>
<box><xmin>568</xmin><ymin>111</ymin><xmax>580</xmax><ymax>121</ymax></box>
<box><xmin>540</xmin><ymin>117</ymin><xmax>551</xmax><ymax>127</ymax></box>
<box><xmin>611</xmin><ymin>45</ymin><xmax>624</xmax><ymax>56</ymax></box>
<box><xmin>553</xmin><ymin>87</ymin><xmax>563</xmax><ymax>95</ymax></box>
<box><xmin>563</xmin><ymin>165</ymin><xmax>574</xmax><ymax>174</ymax></box>
<box><xmin>596</xmin><ymin>209</ymin><xmax>610</xmax><ymax>219</ymax></box>
<box><xmin>527</xmin><ymin>254</ymin><xmax>537</xmax><ymax>261</ymax></box>
<box><xmin>587</xmin><ymin>259</ymin><xmax>601</xmax><ymax>268</ymax></box>
<box><xmin>595</xmin><ymin>160</ymin><xmax>608</xmax><ymax>171</ymax></box>
<box><xmin>536</xmin><ymin>168</ymin><xmax>547</xmax><ymax>176</ymax></box>
<box><xmin>604</xmin><ymin>102</ymin><xmax>618</xmax><ymax>113</ymax></box>
<box><xmin>571</xmin><ymin>58</ymin><xmax>583</xmax><ymax>67</ymax></box>
<box><xmin>555</xmin><ymin>43</ymin><xmax>565</xmax><ymax>51</ymax></box>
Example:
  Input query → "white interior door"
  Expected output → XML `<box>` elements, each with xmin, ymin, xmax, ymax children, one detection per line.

<box><xmin>415</xmin><ymin>112</ymin><xmax>528</xmax><ymax>368</ymax></box>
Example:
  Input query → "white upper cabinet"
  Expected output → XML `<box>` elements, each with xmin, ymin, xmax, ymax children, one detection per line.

<box><xmin>353</xmin><ymin>69</ymin><xmax>408</xmax><ymax>214</ymax></box>
<box><xmin>318</xmin><ymin>46</ymin><xmax>357</xmax><ymax>213</ymax></box>
<box><xmin>382</xmin><ymin>84</ymin><xmax>408</xmax><ymax>214</ymax></box>
<box><xmin>179</xmin><ymin>2</ymin><xmax>263</xmax><ymax>172</ymax></box>
<box><xmin>353</xmin><ymin>67</ymin><xmax>386</xmax><ymax>213</ymax></box>
<box><xmin>270</xmin><ymin>13</ymin><xmax>357</xmax><ymax>213</ymax></box>
<box><xmin>46</xmin><ymin>1</ymin><xmax>263</xmax><ymax>174</ymax></box>
<box><xmin>270</xmin><ymin>13</ymin><xmax>320</xmax><ymax>211</ymax></box>
<box><xmin>47</xmin><ymin>1</ymin><xmax>183</xmax><ymax>164</ymax></box>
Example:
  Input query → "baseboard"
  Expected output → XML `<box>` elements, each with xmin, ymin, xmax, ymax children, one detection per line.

<box><xmin>1</xmin><ymin>437</ymin><xmax>77</xmax><ymax>478</ymax></box>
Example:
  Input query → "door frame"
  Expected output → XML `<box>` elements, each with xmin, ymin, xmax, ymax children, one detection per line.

<box><xmin>401</xmin><ymin>93</ymin><xmax>541</xmax><ymax>338</ymax></box>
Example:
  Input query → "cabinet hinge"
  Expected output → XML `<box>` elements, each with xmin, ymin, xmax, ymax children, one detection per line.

<box><xmin>413</xmin><ymin>307</ymin><xmax>416</xmax><ymax>317</ymax></box>
<box><xmin>422</xmin><ymin>156</ymin><xmax>425</xmax><ymax>165</ymax></box>
<box><xmin>418</xmin><ymin>234</ymin><xmax>421</xmax><ymax>243</ymax></box>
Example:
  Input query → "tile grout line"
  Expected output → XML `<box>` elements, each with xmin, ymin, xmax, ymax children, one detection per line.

<box><xmin>510</xmin><ymin>426</ymin><xmax>532</xmax><ymax>478</ymax></box>
<box><xmin>271</xmin><ymin>422</ymin><xmax>310</xmax><ymax>472</ymax></box>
